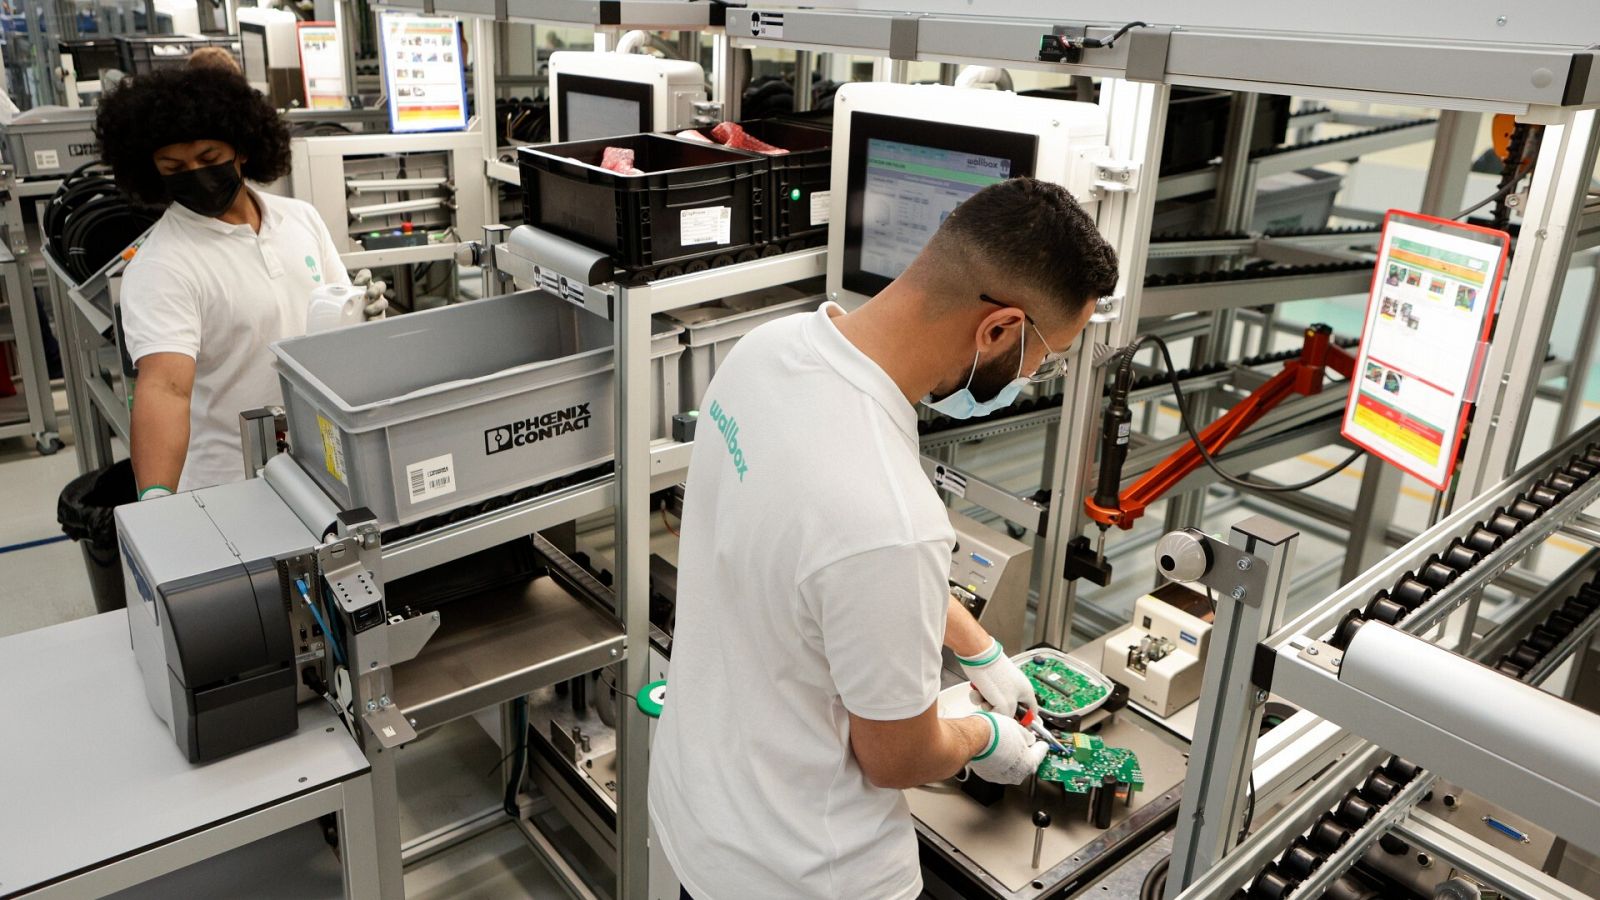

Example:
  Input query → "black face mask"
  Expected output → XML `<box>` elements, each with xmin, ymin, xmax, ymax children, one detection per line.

<box><xmin>162</xmin><ymin>159</ymin><xmax>244</xmax><ymax>218</ymax></box>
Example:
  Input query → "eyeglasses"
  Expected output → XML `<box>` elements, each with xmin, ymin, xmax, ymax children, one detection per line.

<box><xmin>979</xmin><ymin>294</ymin><xmax>1071</xmax><ymax>383</ymax></box>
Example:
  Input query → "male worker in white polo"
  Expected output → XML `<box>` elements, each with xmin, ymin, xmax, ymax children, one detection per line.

<box><xmin>652</xmin><ymin>177</ymin><xmax>1121</xmax><ymax>899</ymax></box>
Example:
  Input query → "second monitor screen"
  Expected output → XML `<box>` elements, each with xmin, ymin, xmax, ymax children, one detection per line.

<box><xmin>841</xmin><ymin>112</ymin><xmax>1038</xmax><ymax>298</ymax></box>
<box><xmin>859</xmin><ymin>139</ymin><xmax>1012</xmax><ymax>281</ymax></box>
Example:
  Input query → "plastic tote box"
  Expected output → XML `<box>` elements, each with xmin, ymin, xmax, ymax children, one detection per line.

<box><xmin>662</xmin><ymin>280</ymin><xmax>825</xmax><ymax>410</ymax></box>
<box><xmin>519</xmin><ymin>132</ymin><xmax>768</xmax><ymax>285</ymax></box>
<box><xmin>271</xmin><ymin>290</ymin><xmax>683</xmax><ymax>527</ymax></box>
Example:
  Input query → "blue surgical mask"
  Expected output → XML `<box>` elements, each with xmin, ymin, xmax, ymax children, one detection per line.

<box><xmin>921</xmin><ymin>330</ymin><xmax>1028</xmax><ymax>419</ymax></box>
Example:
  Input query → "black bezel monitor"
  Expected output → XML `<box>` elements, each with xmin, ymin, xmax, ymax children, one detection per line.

<box><xmin>841</xmin><ymin>111</ymin><xmax>1038</xmax><ymax>299</ymax></box>
<box><xmin>557</xmin><ymin>72</ymin><xmax>654</xmax><ymax>142</ymax></box>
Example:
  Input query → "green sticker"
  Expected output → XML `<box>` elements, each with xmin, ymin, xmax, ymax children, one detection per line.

<box><xmin>304</xmin><ymin>254</ymin><xmax>322</xmax><ymax>283</ymax></box>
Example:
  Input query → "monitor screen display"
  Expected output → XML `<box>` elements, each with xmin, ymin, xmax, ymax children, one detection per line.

<box><xmin>858</xmin><ymin>140</ymin><xmax>1012</xmax><ymax>282</ymax></box>
<box><xmin>841</xmin><ymin>112</ymin><xmax>1038</xmax><ymax>298</ymax></box>
<box><xmin>565</xmin><ymin>92</ymin><xmax>644</xmax><ymax>142</ymax></box>
<box><xmin>241</xmin><ymin>27</ymin><xmax>269</xmax><ymax>92</ymax></box>
<box><xmin>556</xmin><ymin>72</ymin><xmax>653</xmax><ymax>141</ymax></box>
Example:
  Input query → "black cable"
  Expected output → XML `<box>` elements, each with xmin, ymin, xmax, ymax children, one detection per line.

<box><xmin>1084</xmin><ymin>21</ymin><xmax>1149</xmax><ymax>49</ymax></box>
<box><xmin>1124</xmin><ymin>334</ymin><xmax>1365</xmax><ymax>493</ymax></box>
<box><xmin>1238</xmin><ymin>773</ymin><xmax>1257</xmax><ymax>844</ymax></box>
<box><xmin>1139</xmin><ymin>854</ymin><xmax>1170</xmax><ymax>900</ymax></box>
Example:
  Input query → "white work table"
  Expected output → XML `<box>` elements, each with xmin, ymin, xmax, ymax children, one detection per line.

<box><xmin>0</xmin><ymin>611</ymin><xmax>378</xmax><ymax>899</ymax></box>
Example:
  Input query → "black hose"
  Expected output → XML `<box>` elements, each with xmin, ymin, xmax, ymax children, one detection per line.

<box><xmin>1140</xmin><ymin>854</ymin><xmax>1170</xmax><ymax>900</ymax></box>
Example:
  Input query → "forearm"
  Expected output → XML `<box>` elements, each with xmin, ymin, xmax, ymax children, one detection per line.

<box><xmin>930</xmin><ymin>713</ymin><xmax>997</xmax><ymax>781</ymax></box>
<box><xmin>131</xmin><ymin>388</ymin><xmax>190</xmax><ymax>492</ymax></box>
<box><xmin>944</xmin><ymin>595</ymin><xmax>993</xmax><ymax>657</ymax></box>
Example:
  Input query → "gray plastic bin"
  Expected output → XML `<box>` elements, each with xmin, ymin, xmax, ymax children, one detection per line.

<box><xmin>662</xmin><ymin>281</ymin><xmax>825</xmax><ymax>410</ymax></box>
<box><xmin>271</xmin><ymin>290</ymin><xmax>683</xmax><ymax>527</ymax></box>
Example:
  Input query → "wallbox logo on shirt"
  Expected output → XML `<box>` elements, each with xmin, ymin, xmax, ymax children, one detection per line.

<box><xmin>706</xmin><ymin>399</ymin><xmax>749</xmax><ymax>481</ymax></box>
<box><xmin>485</xmin><ymin>403</ymin><xmax>593</xmax><ymax>455</ymax></box>
<box><xmin>304</xmin><ymin>255</ymin><xmax>322</xmax><ymax>283</ymax></box>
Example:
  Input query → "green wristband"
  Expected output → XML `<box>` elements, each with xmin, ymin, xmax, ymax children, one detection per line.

<box><xmin>957</xmin><ymin>639</ymin><xmax>1004</xmax><ymax>668</ymax></box>
<box><xmin>138</xmin><ymin>485</ymin><xmax>175</xmax><ymax>500</ymax></box>
<box><xmin>971</xmin><ymin>711</ymin><xmax>1001</xmax><ymax>761</ymax></box>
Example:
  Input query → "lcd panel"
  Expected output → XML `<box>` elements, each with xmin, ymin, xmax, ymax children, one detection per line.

<box><xmin>841</xmin><ymin>112</ymin><xmax>1037</xmax><ymax>298</ymax></box>
<box><xmin>858</xmin><ymin>140</ymin><xmax>1012</xmax><ymax>281</ymax></box>
<box><xmin>555</xmin><ymin>72</ymin><xmax>654</xmax><ymax>141</ymax></box>
<box><xmin>565</xmin><ymin>93</ymin><xmax>643</xmax><ymax>142</ymax></box>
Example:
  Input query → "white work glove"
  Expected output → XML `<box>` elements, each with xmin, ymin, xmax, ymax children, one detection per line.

<box><xmin>964</xmin><ymin>711</ymin><xmax>1048</xmax><ymax>784</ymax></box>
<box><xmin>958</xmin><ymin>639</ymin><xmax>1037</xmax><ymax>715</ymax></box>
<box><xmin>138</xmin><ymin>486</ymin><xmax>173</xmax><ymax>501</ymax></box>
<box><xmin>350</xmin><ymin>269</ymin><xmax>390</xmax><ymax>320</ymax></box>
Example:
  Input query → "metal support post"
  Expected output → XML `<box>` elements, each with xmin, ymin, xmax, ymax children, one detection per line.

<box><xmin>1165</xmin><ymin>516</ymin><xmax>1299</xmax><ymax>898</ymax></box>
<box><xmin>1035</xmin><ymin>78</ymin><xmax>1169</xmax><ymax>647</ymax></box>
<box><xmin>474</xmin><ymin>17</ymin><xmax>499</xmax><ymax>173</ymax></box>
<box><xmin>1419</xmin><ymin>110</ymin><xmax>1482</xmax><ymax>217</ymax></box>
<box><xmin>614</xmin><ymin>284</ymin><xmax>653</xmax><ymax>900</ymax></box>
<box><xmin>793</xmin><ymin>50</ymin><xmax>814</xmax><ymax>112</ymax></box>
<box><xmin>1340</xmin><ymin>459</ymin><xmax>1399</xmax><ymax>583</ymax></box>
<box><xmin>1456</xmin><ymin>109</ymin><xmax>1600</xmax><ymax>500</ymax></box>
<box><xmin>1554</xmin><ymin>253</ymin><xmax>1600</xmax><ymax>443</ymax></box>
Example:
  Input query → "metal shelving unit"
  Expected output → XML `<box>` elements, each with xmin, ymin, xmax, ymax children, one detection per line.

<box><xmin>0</xmin><ymin>170</ymin><xmax>60</xmax><ymax>454</ymax></box>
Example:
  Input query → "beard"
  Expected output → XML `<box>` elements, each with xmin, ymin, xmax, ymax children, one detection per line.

<box><xmin>929</xmin><ymin>336</ymin><xmax>1023</xmax><ymax>404</ymax></box>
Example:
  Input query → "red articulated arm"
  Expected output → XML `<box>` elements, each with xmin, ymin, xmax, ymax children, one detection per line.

<box><xmin>1085</xmin><ymin>325</ymin><xmax>1350</xmax><ymax>530</ymax></box>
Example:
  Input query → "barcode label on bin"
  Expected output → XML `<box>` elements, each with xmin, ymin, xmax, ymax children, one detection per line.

<box><xmin>681</xmin><ymin>206</ymin><xmax>732</xmax><ymax>246</ymax></box>
<box><xmin>405</xmin><ymin>453</ymin><xmax>456</xmax><ymax>504</ymax></box>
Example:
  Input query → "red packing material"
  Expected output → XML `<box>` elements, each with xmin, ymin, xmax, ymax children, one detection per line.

<box><xmin>601</xmin><ymin>146</ymin><xmax>643</xmax><ymax>175</ymax></box>
<box><xmin>710</xmin><ymin>122</ymin><xmax>789</xmax><ymax>155</ymax></box>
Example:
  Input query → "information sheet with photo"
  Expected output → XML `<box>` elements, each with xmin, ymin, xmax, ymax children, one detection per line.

<box><xmin>379</xmin><ymin>13</ymin><xmax>467</xmax><ymax>133</ymax></box>
<box><xmin>1341</xmin><ymin>210</ymin><xmax>1510</xmax><ymax>489</ymax></box>
<box><xmin>297</xmin><ymin>23</ymin><xmax>348</xmax><ymax>111</ymax></box>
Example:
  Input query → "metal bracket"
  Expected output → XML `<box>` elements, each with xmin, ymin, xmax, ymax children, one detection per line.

<box><xmin>888</xmin><ymin>16</ymin><xmax>921</xmax><ymax>61</ymax></box>
<box><xmin>385</xmin><ymin>610</ymin><xmax>440</xmax><ymax>666</ymax></box>
<box><xmin>1297</xmin><ymin>639</ymin><xmax>1345</xmax><ymax>675</ymax></box>
<box><xmin>361</xmin><ymin>701</ymin><xmax>416</xmax><ymax>749</ymax></box>
<box><xmin>1171</xmin><ymin>529</ymin><xmax>1270</xmax><ymax>606</ymax></box>
<box><xmin>1125</xmin><ymin>25</ymin><xmax>1174</xmax><ymax>83</ymax></box>
<box><xmin>1090</xmin><ymin>294</ymin><xmax>1123</xmax><ymax>324</ymax></box>
<box><xmin>1092</xmin><ymin>160</ymin><xmax>1142</xmax><ymax>196</ymax></box>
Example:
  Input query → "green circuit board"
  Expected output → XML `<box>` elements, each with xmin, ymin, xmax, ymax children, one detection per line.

<box><xmin>1023</xmin><ymin>655</ymin><xmax>1110</xmax><ymax>717</ymax></box>
<box><xmin>1036</xmin><ymin>733</ymin><xmax>1144</xmax><ymax>794</ymax></box>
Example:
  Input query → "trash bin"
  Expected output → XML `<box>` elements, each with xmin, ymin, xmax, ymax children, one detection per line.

<box><xmin>57</xmin><ymin>459</ymin><xmax>136</xmax><ymax>613</ymax></box>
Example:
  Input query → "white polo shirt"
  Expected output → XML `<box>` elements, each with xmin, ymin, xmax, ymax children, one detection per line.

<box><xmin>650</xmin><ymin>303</ymin><xmax>954</xmax><ymax>900</ymax></box>
<box><xmin>121</xmin><ymin>189</ymin><xmax>349</xmax><ymax>492</ymax></box>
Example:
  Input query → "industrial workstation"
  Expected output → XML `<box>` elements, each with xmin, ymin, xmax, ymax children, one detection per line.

<box><xmin>3</xmin><ymin>2</ymin><xmax>1600</xmax><ymax>899</ymax></box>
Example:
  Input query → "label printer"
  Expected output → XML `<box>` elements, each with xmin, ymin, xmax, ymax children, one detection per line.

<box><xmin>117</xmin><ymin>465</ymin><xmax>332</xmax><ymax>763</ymax></box>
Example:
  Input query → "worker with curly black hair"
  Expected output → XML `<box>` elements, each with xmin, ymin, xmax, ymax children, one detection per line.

<box><xmin>94</xmin><ymin>64</ymin><xmax>377</xmax><ymax>497</ymax></box>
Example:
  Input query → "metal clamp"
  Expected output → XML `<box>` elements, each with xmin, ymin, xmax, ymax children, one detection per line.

<box><xmin>1090</xmin><ymin>294</ymin><xmax>1123</xmax><ymax>324</ymax></box>
<box><xmin>1092</xmin><ymin>160</ymin><xmax>1142</xmax><ymax>195</ymax></box>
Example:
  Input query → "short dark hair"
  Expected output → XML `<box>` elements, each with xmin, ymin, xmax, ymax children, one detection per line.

<box><xmin>907</xmin><ymin>178</ymin><xmax>1119</xmax><ymax>323</ymax></box>
<box><xmin>93</xmin><ymin>67</ymin><xmax>291</xmax><ymax>206</ymax></box>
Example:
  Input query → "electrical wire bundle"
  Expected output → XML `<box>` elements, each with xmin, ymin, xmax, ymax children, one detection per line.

<box><xmin>43</xmin><ymin>160</ymin><xmax>163</xmax><ymax>284</ymax></box>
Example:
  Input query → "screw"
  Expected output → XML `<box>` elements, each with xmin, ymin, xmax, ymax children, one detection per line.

<box><xmin>1254</xmin><ymin>689</ymin><xmax>1268</xmax><ymax>703</ymax></box>
<box><xmin>1230</xmin><ymin>586</ymin><xmax>1247</xmax><ymax>600</ymax></box>
<box><xmin>379</xmin><ymin>695</ymin><xmax>391</xmax><ymax>708</ymax></box>
<box><xmin>409</xmin><ymin>718</ymin><xmax>418</xmax><ymax>727</ymax></box>
<box><xmin>1236</xmin><ymin>558</ymin><xmax>1252</xmax><ymax>571</ymax></box>
<box><xmin>370</xmin><ymin>661</ymin><xmax>378</xmax><ymax>669</ymax></box>
<box><xmin>432</xmin><ymin>612</ymin><xmax>440</xmax><ymax>621</ymax></box>
<box><xmin>1333</xmin><ymin>657</ymin><xmax>1342</xmax><ymax>667</ymax></box>
<box><xmin>1307</xmin><ymin>646</ymin><xmax>1320</xmax><ymax>656</ymax></box>
<box><xmin>299</xmin><ymin>776</ymin><xmax>308</xmax><ymax>783</ymax></box>
<box><xmin>610</xmin><ymin>648</ymin><xmax>620</xmax><ymax>658</ymax></box>
<box><xmin>1496</xmin><ymin>15</ymin><xmax>1507</xmax><ymax>25</ymax></box>
<box><xmin>366</xmin><ymin>700</ymin><xmax>377</xmax><ymax>712</ymax></box>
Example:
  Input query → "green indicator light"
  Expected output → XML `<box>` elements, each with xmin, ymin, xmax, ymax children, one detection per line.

<box><xmin>789</xmin><ymin>188</ymin><xmax>802</xmax><ymax>201</ymax></box>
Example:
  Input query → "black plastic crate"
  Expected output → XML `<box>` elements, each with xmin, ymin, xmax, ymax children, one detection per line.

<box><xmin>115</xmin><ymin>34</ymin><xmax>241</xmax><ymax>75</ymax></box>
<box><xmin>1019</xmin><ymin>87</ymin><xmax>1290</xmax><ymax>176</ymax></box>
<box><xmin>519</xmin><ymin>133</ymin><xmax>769</xmax><ymax>285</ymax></box>
<box><xmin>741</xmin><ymin>119</ymin><xmax>833</xmax><ymax>250</ymax></box>
<box><xmin>61</xmin><ymin>38</ymin><xmax>121</xmax><ymax>81</ymax></box>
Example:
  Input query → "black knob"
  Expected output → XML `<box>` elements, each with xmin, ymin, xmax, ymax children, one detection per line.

<box><xmin>1033</xmin><ymin>810</ymin><xmax>1051</xmax><ymax>828</ymax></box>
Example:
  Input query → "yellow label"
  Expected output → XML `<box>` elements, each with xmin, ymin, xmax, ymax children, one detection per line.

<box><xmin>317</xmin><ymin>414</ymin><xmax>348</xmax><ymax>484</ymax></box>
